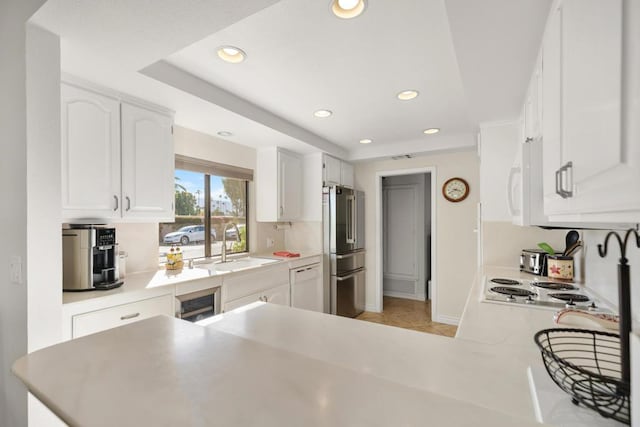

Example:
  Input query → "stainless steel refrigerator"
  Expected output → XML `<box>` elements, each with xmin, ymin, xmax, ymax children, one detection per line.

<box><xmin>323</xmin><ymin>186</ymin><xmax>365</xmax><ymax>317</ymax></box>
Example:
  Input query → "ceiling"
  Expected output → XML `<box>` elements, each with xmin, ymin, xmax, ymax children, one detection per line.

<box><xmin>31</xmin><ymin>0</ymin><xmax>552</xmax><ymax>161</ymax></box>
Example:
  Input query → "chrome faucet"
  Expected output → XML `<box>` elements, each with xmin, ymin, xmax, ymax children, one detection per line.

<box><xmin>221</xmin><ymin>222</ymin><xmax>237</xmax><ymax>263</ymax></box>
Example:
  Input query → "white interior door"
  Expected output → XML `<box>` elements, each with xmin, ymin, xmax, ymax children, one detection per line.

<box><xmin>382</xmin><ymin>175</ymin><xmax>426</xmax><ymax>300</ymax></box>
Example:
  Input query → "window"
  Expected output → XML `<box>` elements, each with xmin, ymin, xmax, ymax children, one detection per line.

<box><xmin>159</xmin><ymin>155</ymin><xmax>252</xmax><ymax>262</ymax></box>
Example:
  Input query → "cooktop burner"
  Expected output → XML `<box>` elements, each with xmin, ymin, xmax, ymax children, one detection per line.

<box><xmin>490</xmin><ymin>287</ymin><xmax>536</xmax><ymax>297</ymax></box>
<box><xmin>548</xmin><ymin>293</ymin><xmax>590</xmax><ymax>303</ymax></box>
<box><xmin>530</xmin><ymin>282</ymin><xmax>577</xmax><ymax>291</ymax></box>
<box><xmin>490</xmin><ymin>278</ymin><xmax>521</xmax><ymax>286</ymax></box>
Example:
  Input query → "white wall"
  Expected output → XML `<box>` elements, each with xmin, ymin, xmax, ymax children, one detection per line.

<box><xmin>0</xmin><ymin>1</ymin><xmax>49</xmax><ymax>425</ymax></box>
<box><xmin>580</xmin><ymin>229</ymin><xmax>640</xmax><ymax>321</ymax></box>
<box><xmin>355</xmin><ymin>149</ymin><xmax>479</xmax><ymax>323</ymax></box>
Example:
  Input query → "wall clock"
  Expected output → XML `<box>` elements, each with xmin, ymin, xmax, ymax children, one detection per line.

<box><xmin>442</xmin><ymin>177</ymin><xmax>469</xmax><ymax>203</ymax></box>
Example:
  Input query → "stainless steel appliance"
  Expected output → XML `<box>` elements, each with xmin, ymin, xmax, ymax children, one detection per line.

<box><xmin>520</xmin><ymin>249</ymin><xmax>549</xmax><ymax>275</ymax></box>
<box><xmin>175</xmin><ymin>287</ymin><xmax>221</xmax><ymax>323</ymax></box>
<box><xmin>323</xmin><ymin>186</ymin><xmax>365</xmax><ymax>317</ymax></box>
<box><xmin>63</xmin><ymin>225</ymin><xmax>123</xmax><ymax>291</ymax></box>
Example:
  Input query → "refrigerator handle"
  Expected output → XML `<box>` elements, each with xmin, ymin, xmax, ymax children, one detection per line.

<box><xmin>346</xmin><ymin>194</ymin><xmax>356</xmax><ymax>244</ymax></box>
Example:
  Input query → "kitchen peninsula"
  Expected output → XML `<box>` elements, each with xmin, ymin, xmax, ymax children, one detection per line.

<box><xmin>13</xmin><ymin>267</ymin><xmax>579</xmax><ymax>427</ymax></box>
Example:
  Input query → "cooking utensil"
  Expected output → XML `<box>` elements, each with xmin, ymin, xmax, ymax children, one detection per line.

<box><xmin>564</xmin><ymin>240</ymin><xmax>583</xmax><ymax>257</ymax></box>
<box><xmin>563</xmin><ymin>230</ymin><xmax>580</xmax><ymax>256</ymax></box>
<box><xmin>537</xmin><ymin>242</ymin><xmax>555</xmax><ymax>255</ymax></box>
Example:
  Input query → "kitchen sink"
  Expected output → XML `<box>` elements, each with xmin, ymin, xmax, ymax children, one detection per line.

<box><xmin>197</xmin><ymin>257</ymin><xmax>280</xmax><ymax>273</ymax></box>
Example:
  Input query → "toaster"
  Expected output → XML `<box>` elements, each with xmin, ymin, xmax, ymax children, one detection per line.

<box><xmin>520</xmin><ymin>249</ymin><xmax>550</xmax><ymax>275</ymax></box>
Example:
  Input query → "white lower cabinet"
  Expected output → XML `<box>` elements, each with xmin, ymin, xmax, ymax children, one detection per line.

<box><xmin>222</xmin><ymin>263</ymin><xmax>290</xmax><ymax>312</ymax></box>
<box><xmin>261</xmin><ymin>283</ymin><xmax>290</xmax><ymax>306</ymax></box>
<box><xmin>71</xmin><ymin>293</ymin><xmax>174</xmax><ymax>339</ymax></box>
<box><xmin>223</xmin><ymin>283</ymin><xmax>290</xmax><ymax>312</ymax></box>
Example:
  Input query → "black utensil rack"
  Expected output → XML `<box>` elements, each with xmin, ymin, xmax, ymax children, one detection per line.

<box><xmin>597</xmin><ymin>228</ymin><xmax>640</xmax><ymax>421</ymax></box>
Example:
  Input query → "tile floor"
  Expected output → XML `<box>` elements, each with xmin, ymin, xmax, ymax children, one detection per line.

<box><xmin>356</xmin><ymin>296</ymin><xmax>458</xmax><ymax>337</ymax></box>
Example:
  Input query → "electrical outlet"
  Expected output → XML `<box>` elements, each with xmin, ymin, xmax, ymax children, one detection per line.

<box><xmin>266</xmin><ymin>238</ymin><xmax>275</xmax><ymax>248</ymax></box>
<box><xmin>10</xmin><ymin>256</ymin><xmax>23</xmax><ymax>284</ymax></box>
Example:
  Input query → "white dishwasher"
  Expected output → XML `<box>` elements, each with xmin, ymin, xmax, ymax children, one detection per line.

<box><xmin>290</xmin><ymin>262</ymin><xmax>323</xmax><ymax>312</ymax></box>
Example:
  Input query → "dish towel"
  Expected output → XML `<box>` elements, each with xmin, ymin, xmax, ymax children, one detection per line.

<box><xmin>273</xmin><ymin>251</ymin><xmax>300</xmax><ymax>257</ymax></box>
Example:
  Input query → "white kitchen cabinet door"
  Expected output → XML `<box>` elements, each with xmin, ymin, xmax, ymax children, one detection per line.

<box><xmin>542</xmin><ymin>3</ymin><xmax>570</xmax><ymax>216</ymax></box>
<box><xmin>542</xmin><ymin>0</ymin><xmax>638</xmax><ymax>222</ymax></box>
<box><xmin>323</xmin><ymin>154</ymin><xmax>342</xmax><ymax>186</ymax></box>
<box><xmin>278</xmin><ymin>149</ymin><xmax>302</xmax><ymax>221</ymax></box>
<box><xmin>72</xmin><ymin>293</ymin><xmax>174</xmax><ymax>339</ymax></box>
<box><xmin>341</xmin><ymin>161</ymin><xmax>354</xmax><ymax>189</ymax></box>
<box><xmin>262</xmin><ymin>283</ymin><xmax>290</xmax><ymax>306</ymax></box>
<box><xmin>120</xmin><ymin>102</ymin><xmax>174</xmax><ymax>221</ymax></box>
<box><xmin>256</xmin><ymin>147</ymin><xmax>302</xmax><ymax>222</ymax></box>
<box><xmin>223</xmin><ymin>292</ymin><xmax>262</xmax><ymax>312</ymax></box>
<box><xmin>61</xmin><ymin>83</ymin><xmax>121</xmax><ymax>221</ymax></box>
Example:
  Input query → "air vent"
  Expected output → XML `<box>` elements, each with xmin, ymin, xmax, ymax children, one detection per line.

<box><xmin>391</xmin><ymin>155</ymin><xmax>413</xmax><ymax>160</ymax></box>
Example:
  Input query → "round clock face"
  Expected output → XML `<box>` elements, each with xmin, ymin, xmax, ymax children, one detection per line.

<box><xmin>442</xmin><ymin>177</ymin><xmax>469</xmax><ymax>202</ymax></box>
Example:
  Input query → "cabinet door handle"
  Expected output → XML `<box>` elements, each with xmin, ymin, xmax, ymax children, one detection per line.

<box><xmin>113</xmin><ymin>195</ymin><xmax>119</xmax><ymax>211</ymax></box>
<box><xmin>557</xmin><ymin>161</ymin><xmax>574</xmax><ymax>199</ymax></box>
<box><xmin>120</xmin><ymin>312</ymin><xmax>140</xmax><ymax>321</ymax></box>
<box><xmin>280</xmin><ymin>206</ymin><xmax>284</xmax><ymax>216</ymax></box>
<box><xmin>126</xmin><ymin>196</ymin><xmax>131</xmax><ymax>211</ymax></box>
<box><xmin>525</xmin><ymin>137</ymin><xmax>533</xmax><ymax>143</ymax></box>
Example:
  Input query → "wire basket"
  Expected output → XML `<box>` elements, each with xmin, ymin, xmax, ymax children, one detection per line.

<box><xmin>534</xmin><ymin>328</ymin><xmax>630</xmax><ymax>424</ymax></box>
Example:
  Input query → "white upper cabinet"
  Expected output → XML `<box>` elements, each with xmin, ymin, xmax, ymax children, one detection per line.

<box><xmin>61</xmin><ymin>81</ymin><xmax>175</xmax><ymax>223</ymax></box>
<box><xmin>61</xmin><ymin>84</ymin><xmax>121</xmax><ymax>220</ymax></box>
<box><xmin>323</xmin><ymin>154</ymin><xmax>342</xmax><ymax>186</ymax></box>
<box><xmin>121</xmin><ymin>103</ymin><xmax>174</xmax><ymax>220</ymax></box>
<box><xmin>341</xmin><ymin>161</ymin><xmax>354</xmax><ymax>189</ymax></box>
<box><xmin>278</xmin><ymin>149</ymin><xmax>303</xmax><ymax>220</ymax></box>
<box><xmin>323</xmin><ymin>154</ymin><xmax>354</xmax><ymax>188</ymax></box>
<box><xmin>256</xmin><ymin>147</ymin><xmax>302</xmax><ymax>222</ymax></box>
<box><xmin>541</xmin><ymin>0</ymin><xmax>639</xmax><ymax>223</ymax></box>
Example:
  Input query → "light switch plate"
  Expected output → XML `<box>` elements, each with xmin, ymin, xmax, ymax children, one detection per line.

<box><xmin>10</xmin><ymin>256</ymin><xmax>23</xmax><ymax>284</ymax></box>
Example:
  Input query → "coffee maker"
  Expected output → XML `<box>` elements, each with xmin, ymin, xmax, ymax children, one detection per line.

<box><xmin>63</xmin><ymin>225</ymin><xmax>124</xmax><ymax>291</ymax></box>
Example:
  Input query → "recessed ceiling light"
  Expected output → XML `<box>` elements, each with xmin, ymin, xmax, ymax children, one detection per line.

<box><xmin>216</xmin><ymin>46</ymin><xmax>246</xmax><ymax>63</ymax></box>
<box><xmin>423</xmin><ymin>128</ymin><xmax>440</xmax><ymax>135</ymax></box>
<box><xmin>397</xmin><ymin>90</ymin><xmax>419</xmax><ymax>101</ymax></box>
<box><xmin>359</xmin><ymin>138</ymin><xmax>373</xmax><ymax>144</ymax></box>
<box><xmin>314</xmin><ymin>109</ymin><xmax>333</xmax><ymax>118</ymax></box>
<box><xmin>217</xmin><ymin>131</ymin><xmax>233</xmax><ymax>137</ymax></box>
<box><xmin>331</xmin><ymin>0</ymin><xmax>366</xmax><ymax>19</ymax></box>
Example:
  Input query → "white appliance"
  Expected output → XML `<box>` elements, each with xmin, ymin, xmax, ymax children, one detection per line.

<box><xmin>481</xmin><ymin>275</ymin><xmax>613</xmax><ymax>313</ymax></box>
<box><xmin>507</xmin><ymin>139</ymin><xmax>548</xmax><ymax>226</ymax></box>
<box><xmin>290</xmin><ymin>262</ymin><xmax>323</xmax><ymax>312</ymax></box>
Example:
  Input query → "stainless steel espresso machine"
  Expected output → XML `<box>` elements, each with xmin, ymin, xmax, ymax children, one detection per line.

<box><xmin>63</xmin><ymin>225</ymin><xmax>124</xmax><ymax>291</ymax></box>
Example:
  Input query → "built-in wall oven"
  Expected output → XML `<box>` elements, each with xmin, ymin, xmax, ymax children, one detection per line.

<box><xmin>175</xmin><ymin>287</ymin><xmax>221</xmax><ymax>323</ymax></box>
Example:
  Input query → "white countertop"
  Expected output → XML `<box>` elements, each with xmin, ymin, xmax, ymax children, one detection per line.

<box><xmin>13</xmin><ymin>314</ymin><xmax>544</xmax><ymax>427</ymax></box>
<box><xmin>63</xmin><ymin>252</ymin><xmax>321</xmax><ymax>307</ymax></box>
<box><xmin>15</xmin><ymin>264</ymin><xmax>613</xmax><ymax>426</ymax></box>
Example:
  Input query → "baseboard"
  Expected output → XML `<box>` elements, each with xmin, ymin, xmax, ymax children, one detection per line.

<box><xmin>383</xmin><ymin>291</ymin><xmax>426</xmax><ymax>301</ymax></box>
<box><xmin>435</xmin><ymin>314</ymin><xmax>460</xmax><ymax>326</ymax></box>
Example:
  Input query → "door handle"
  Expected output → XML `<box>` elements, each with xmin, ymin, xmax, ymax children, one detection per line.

<box><xmin>113</xmin><ymin>195</ymin><xmax>119</xmax><ymax>211</ymax></box>
<box><xmin>126</xmin><ymin>196</ymin><xmax>131</xmax><ymax>211</ymax></box>
<box><xmin>507</xmin><ymin>166</ymin><xmax>520</xmax><ymax>216</ymax></box>
<box><xmin>120</xmin><ymin>312</ymin><xmax>140</xmax><ymax>321</ymax></box>
<box><xmin>335</xmin><ymin>268</ymin><xmax>365</xmax><ymax>281</ymax></box>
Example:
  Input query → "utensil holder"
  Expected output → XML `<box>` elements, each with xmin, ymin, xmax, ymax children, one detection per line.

<box><xmin>547</xmin><ymin>255</ymin><xmax>574</xmax><ymax>280</ymax></box>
